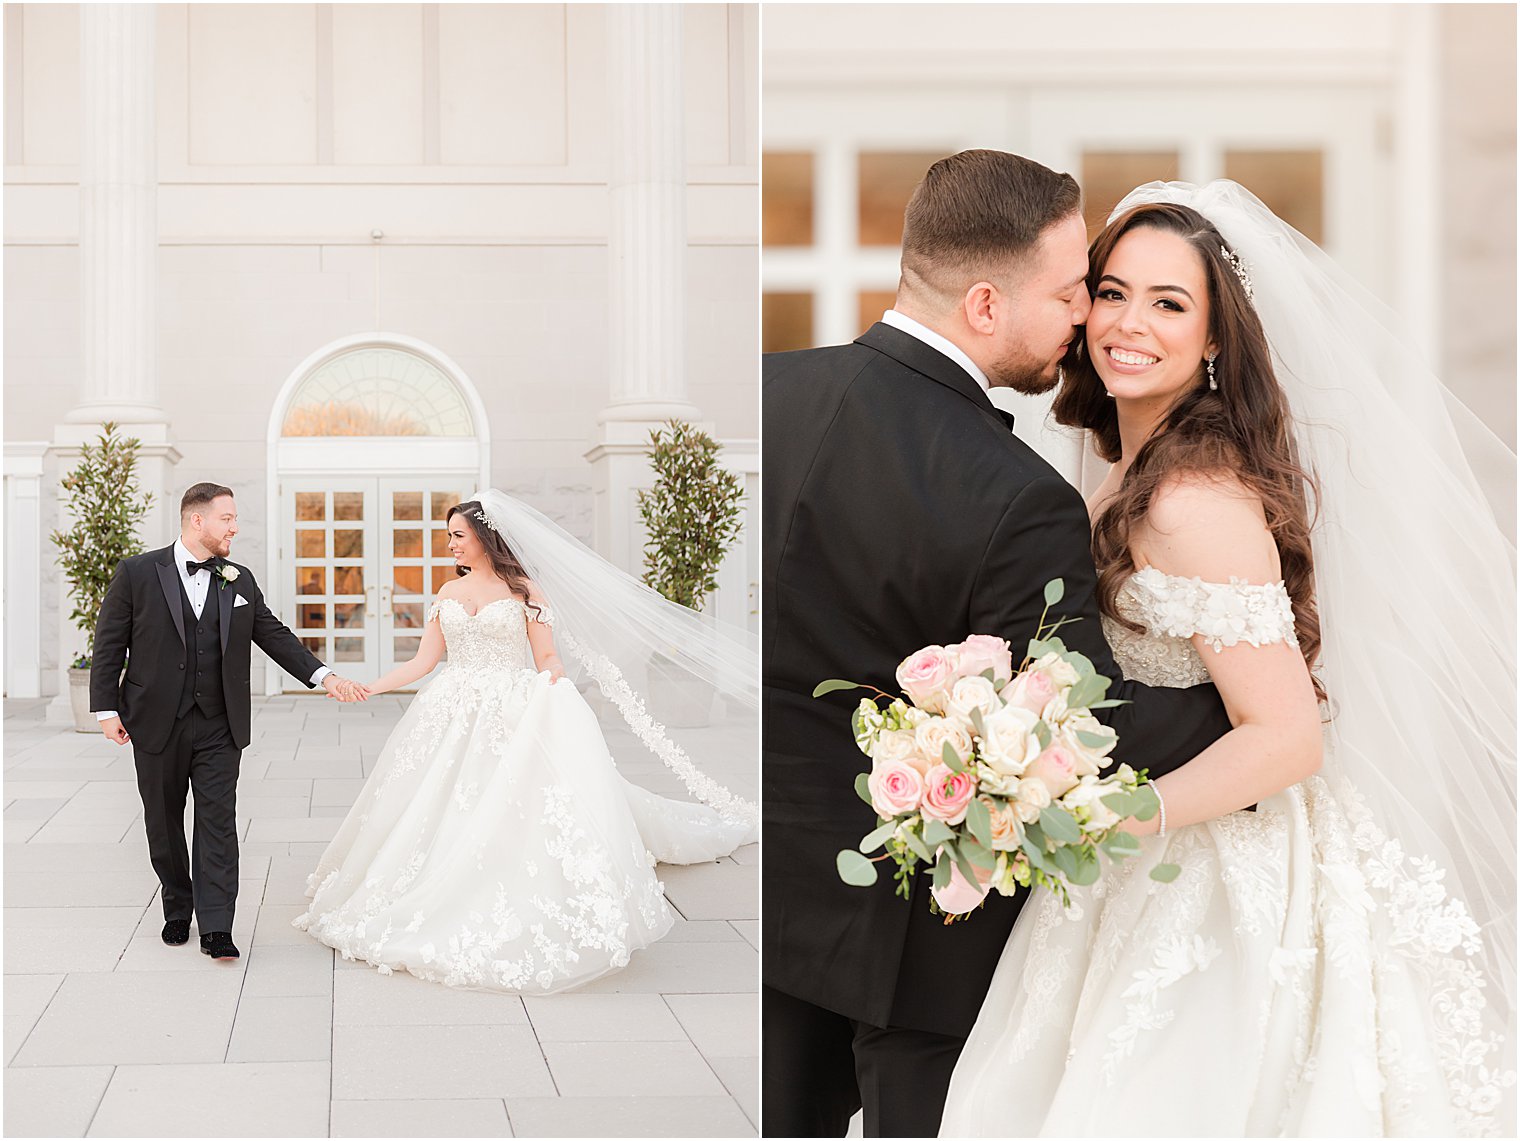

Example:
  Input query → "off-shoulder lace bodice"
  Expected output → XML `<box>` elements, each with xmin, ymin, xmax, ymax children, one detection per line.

<box><xmin>427</xmin><ymin>596</ymin><xmax>554</xmax><ymax>673</ymax></box>
<box><xmin>1102</xmin><ymin>566</ymin><xmax>1298</xmax><ymax>688</ymax></box>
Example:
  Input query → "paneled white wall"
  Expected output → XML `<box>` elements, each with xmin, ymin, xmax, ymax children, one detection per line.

<box><xmin>3</xmin><ymin>3</ymin><xmax>759</xmax><ymax>697</ymax></box>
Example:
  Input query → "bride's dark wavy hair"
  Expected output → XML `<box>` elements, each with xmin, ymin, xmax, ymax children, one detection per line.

<box><xmin>446</xmin><ymin>501</ymin><xmax>544</xmax><ymax>620</ymax></box>
<box><xmin>1051</xmin><ymin>202</ymin><xmax>1324</xmax><ymax>699</ymax></box>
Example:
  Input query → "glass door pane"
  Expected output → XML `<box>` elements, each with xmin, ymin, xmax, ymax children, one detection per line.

<box><xmin>283</xmin><ymin>479</ymin><xmax>381</xmax><ymax>690</ymax></box>
<box><xmin>379</xmin><ymin>479</ymin><xmax>469</xmax><ymax>683</ymax></box>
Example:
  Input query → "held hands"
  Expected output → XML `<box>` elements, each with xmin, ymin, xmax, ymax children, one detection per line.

<box><xmin>100</xmin><ymin>716</ymin><xmax>130</xmax><ymax>745</ymax></box>
<box><xmin>322</xmin><ymin>674</ymin><xmax>372</xmax><ymax>703</ymax></box>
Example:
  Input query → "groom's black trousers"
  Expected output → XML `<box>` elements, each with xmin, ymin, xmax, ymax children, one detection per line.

<box><xmin>132</xmin><ymin>708</ymin><xmax>242</xmax><ymax>932</ymax></box>
<box><xmin>763</xmin><ymin>985</ymin><xmax>965</xmax><ymax>1138</ymax></box>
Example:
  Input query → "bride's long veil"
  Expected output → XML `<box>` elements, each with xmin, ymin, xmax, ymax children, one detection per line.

<box><xmin>1112</xmin><ymin>182</ymin><xmax>1517</xmax><ymax>1065</ymax></box>
<box><xmin>470</xmin><ymin>489</ymin><xmax>758</xmax><ymax>834</ymax></box>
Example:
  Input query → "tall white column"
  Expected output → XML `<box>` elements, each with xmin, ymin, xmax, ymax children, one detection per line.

<box><xmin>69</xmin><ymin>3</ymin><xmax>163</xmax><ymax>425</ymax></box>
<box><xmin>587</xmin><ymin>4</ymin><xmax>705</xmax><ymax>572</ymax></box>
<box><xmin>48</xmin><ymin>4</ymin><xmax>178</xmax><ymax>720</ymax></box>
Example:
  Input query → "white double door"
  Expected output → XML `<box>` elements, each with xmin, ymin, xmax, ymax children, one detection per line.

<box><xmin>280</xmin><ymin>476</ymin><xmax>474</xmax><ymax>689</ymax></box>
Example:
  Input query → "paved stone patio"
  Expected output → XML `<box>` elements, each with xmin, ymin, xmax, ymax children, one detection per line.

<box><xmin>4</xmin><ymin>693</ymin><xmax>758</xmax><ymax>1138</ymax></box>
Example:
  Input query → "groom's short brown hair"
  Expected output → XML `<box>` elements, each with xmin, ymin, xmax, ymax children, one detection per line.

<box><xmin>181</xmin><ymin>482</ymin><xmax>234</xmax><ymax>520</ymax></box>
<box><xmin>900</xmin><ymin>150</ymin><xmax>1082</xmax><ymax>301</ymax></box>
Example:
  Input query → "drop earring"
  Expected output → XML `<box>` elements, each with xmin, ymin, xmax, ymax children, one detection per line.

<box><xmin>1207</xmin><ymin>353</ymin><xmax>1218</xmax><ymax>391</ymax></box>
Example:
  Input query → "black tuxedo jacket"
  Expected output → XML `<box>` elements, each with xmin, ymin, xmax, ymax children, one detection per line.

<box><xmin>763</xmin><ymin>323</ymin><xmax>1234</xmax><ymax>1037</ymax></box>
<box><xmin>90</xmin><ymin>544</ymin><xmax>324</xmax><ymax>754</ymax></box>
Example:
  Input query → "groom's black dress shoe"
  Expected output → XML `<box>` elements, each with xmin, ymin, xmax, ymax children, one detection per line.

<box><xmin>199</xmin><ymin>931</ymin><xmax>240</xmax><ymax>960</ymax></box>
<box><xmin>161</xmin><ymin>919</ymin><xmax>191</xmax><ymax>946</ymax></box>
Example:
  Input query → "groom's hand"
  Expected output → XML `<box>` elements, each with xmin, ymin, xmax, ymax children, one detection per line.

<box><xmin>99</xmin><ymin>716</ymin><xmax>129</xmax><ymax>745</ymax></box>
<box><xmin>322</xmin><ymin>674</ymin><xmax>367</xmax><ymax>703</ymax></box>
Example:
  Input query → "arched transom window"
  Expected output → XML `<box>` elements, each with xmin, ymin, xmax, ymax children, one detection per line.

<box><xmin>281</xmin><ymin>347</ymin><xmax>475</xmax><ymax>437</ymax></box>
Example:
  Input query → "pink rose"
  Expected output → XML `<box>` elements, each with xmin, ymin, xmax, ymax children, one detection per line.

<box><xmin>868</xmin><ymin>759</ymin><xmax>925</xmax><ymax>817</ymax></box>
<box><xmin>951</xmin><ymin>634</ymin><xmax>1014</xmax><ymax>686</ymax></box>
<box><xmin>931</xmin><ymin>859</ymin><xmax>993</xmax><ymax>915</ymax></box>
<box><xmin>921</xmin><ymin>763</ymin><xmax>977</xmax><ymax>825</ymax></box>
<box><xmin>1001</xmin><ymin>669</ymin><xmax>1058</xmax><ymax>715</ymax></box>
<box><xmin>1024</xmin><ymin>744</ymin><xmax>1081</xmax><ymax>799</ymax></box>
<box><xmin>896</xmin><ymin>645</ymin><xmax>958</xmax><ymax>713</ymax></box>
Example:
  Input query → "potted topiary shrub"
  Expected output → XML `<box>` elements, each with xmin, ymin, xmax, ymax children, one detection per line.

<box><xmin>50</xmin><ymin>422</ymin><xmax>153</xmax><ymax>732</ymax></box>
<box><xmin>637</xmin><ymin>418</ymin><xmax>745</xmax><ymax>726</ymax></box>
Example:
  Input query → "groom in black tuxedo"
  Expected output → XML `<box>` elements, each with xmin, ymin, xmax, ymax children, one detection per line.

<box><xmin>92</xmin><ymin>482</ymin><xmax>358</xmax><ymax>961</ymax></box>
<box><xmin>762</xmin><ymin>151</ymin><xmax>1236</xmax><ymax>1136</ymax></box>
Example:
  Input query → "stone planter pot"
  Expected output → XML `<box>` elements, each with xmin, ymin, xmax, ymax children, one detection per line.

<box><xmin>67</xmin><ymin>666</ymin><xmax>99</xmax><ymax>733</ymax></box>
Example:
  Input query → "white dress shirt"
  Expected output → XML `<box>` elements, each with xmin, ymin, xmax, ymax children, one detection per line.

<box><xmin>879</xmin><ymin>309</ymin><xmax>991</xmax><ymax>393</ymax></box>
<box><xmin>96</xmin><ymin>540</ymin><xmax>330</xmax><ymax>721</ymax></box>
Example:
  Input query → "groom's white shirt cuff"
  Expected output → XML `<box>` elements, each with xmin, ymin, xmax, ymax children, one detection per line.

<box><xmin>879</xmin><ymin>309</ymin><xmax>991</xmax><ymax>393</ymax></box>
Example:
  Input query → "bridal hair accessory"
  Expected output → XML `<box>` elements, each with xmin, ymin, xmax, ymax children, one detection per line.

<box><xmin>472</xmin><ymin>510</ymin><xmax>500</xmax><ymax>534</ymax></box>
<box><xmin>1206</xmin><ymin>353</ymin><xmax>1218</xmax><ymax>391</ymax></box>
<box><xmin>1220</xmin><ymin>243</ymin><xmax>1254</xmax><ymax>300</ymax></box>
<box><xmin>466</xmin><ymin>489</ymin><xmax>758</xmax><ymax>834</ymax></box>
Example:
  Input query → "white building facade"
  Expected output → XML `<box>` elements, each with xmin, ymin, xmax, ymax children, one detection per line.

<box><xmin>762</xmin><ymin>3</ymin><xmax>1514</xmax><ymax>500</ymax></box>
<box><xmin>4</xmin><ymin>3</ymin><xmax>760</xmax><ymax>706</ymax></box>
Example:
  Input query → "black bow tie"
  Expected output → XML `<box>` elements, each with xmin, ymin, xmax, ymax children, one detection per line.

<box><xmin>185</xmin><ymin>558</ymin><xmax>218</xmax><ymax>576</ymax></box>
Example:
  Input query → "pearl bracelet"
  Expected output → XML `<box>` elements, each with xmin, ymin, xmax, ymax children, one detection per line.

<box><xmin>1154</xmin><ymin>784</ymin><xmax>1168</xmax><ymax>838</ymax></box>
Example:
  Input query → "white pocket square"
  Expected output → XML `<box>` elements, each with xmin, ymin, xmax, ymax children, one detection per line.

<box><xmin>233</xmin><ymin>594</ymin><xmax>249</xmax><ymax>608</ymax></box>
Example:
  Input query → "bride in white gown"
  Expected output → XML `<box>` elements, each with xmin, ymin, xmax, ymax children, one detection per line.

<box><xmin>294</xmin><ymin>489</ymin><xmax>757</xmax><ymax>994</ymax></box>
<box><xmin>940</xmin><ymin>184</ymin><xmax>1515</xmax><ymax>1136</ymax></box>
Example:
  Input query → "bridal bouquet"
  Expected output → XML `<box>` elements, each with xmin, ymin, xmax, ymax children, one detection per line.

<box><xmin>816</xmin><ymin>579</ymin><xmax>1177</xmax><ymax>918</ymax></box>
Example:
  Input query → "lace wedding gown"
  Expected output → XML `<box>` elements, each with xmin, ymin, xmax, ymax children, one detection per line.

<box><xmin>293</xmin><ymin>596</ymin><xmax>754</xmax><ymax>994</ymax></box>
<box><xmin>940</xmin><ymin>568</ymin><xmax>1508</xmax><ymax>1137</ymax></box>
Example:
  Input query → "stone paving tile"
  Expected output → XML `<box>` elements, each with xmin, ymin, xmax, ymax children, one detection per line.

<box><xmin>731</xmin><ymin>919</ymin><xmax>759</xmax><ymax>949</ymax></box>
<box><xmin>240</xmin><ymin>944</ymin><xmax>335</xmax><ymax>999</ymax></box>
<box><xmin>523</xmin><ymin>993</ymin><xmax>687</xmax><ymax>1042</ymax></box>
<box><xmin>574</xmin><ymin>939</ymin><xmax>757</xmax><ymax>995</ymax></box>
<box><xmin>505</xmin><ymin>1095</ymin><xmax>754</xmax><ymax>1138</ymax></box>
<box><xmin>542</xmin><ymin>1041</ymin><xmax>727</xmax><ymax>1098</ymax></box>
<box><xmin>4</xmin><ymin>974</ymin><xmax>64</xmax><ymax>1065</ymax></box>
<box><xmin>3</xmin><ymin>924</ymin><xmax>135</xmax><ymax>975</ymax></box>
<box><xmin>88</xmin><ymin>1060</ymin><xmax>330</xmax><ymax>1137</ymax></box>
<box><xmin>333</xmin><ymin>969</ymin><xmax>528</xmax><ymax>1026</ymax></box>
<box><xmin>3</xmin><ymin>1064</ymin><xmax>115</xmax><ymax>1137</ymax></box>
<box><xmin>5</xmin><ymin>694</ymin><xmax>756</xmax><ymax>1136</ymax></box>
<box><xmin>665</xmin><ymin>993</ymin><xmax>760</xmax><ymax>1059</ymax></box>
<box><xmin>708</xmin><ymin>1055</ymin><xmax>759</xmax><ymax>1126</ymax></box>
<box><xmin>332</xmin><ymin>1024</ymin><xmax>555</xmax><ymax>1100</ymax></box>
<box><xmin>13</xmin><ymin>971</ymin><xmax>245</xmax><ymax>1067</ymax></box>
<box><xmin>245</xmin><ymin>816</ymin><xmax>341</xmax><ymax>844</ymax></box>
<box><xmin>330</xmin><ymin>1098</ymin><xmax>513</xmax><ymax>1138</ymax></box>
<box><xmin>226</xmin><ymin>995</ymin><xmax>332</xmax><ymax>1062</ymax></box>
<box><xmin>660</xmin><ymin>858</ymin><xmax>758</xmax><ymax>921</ymax></box>
<box><xmin>4</xmin><ymin>871</ymin><xmax>160</xmax><ymax>909</ymax></box>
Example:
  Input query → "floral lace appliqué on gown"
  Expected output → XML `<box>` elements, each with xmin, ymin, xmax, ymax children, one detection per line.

<box><xmin>293</xmin><ymin>595</ymin><xmax>750</xmax><ymax>994</ymax></box>
<box><xmin>940</xmin><ymin>570</ymin><xmax>1510</xmax><ymax>1137</ymax></box>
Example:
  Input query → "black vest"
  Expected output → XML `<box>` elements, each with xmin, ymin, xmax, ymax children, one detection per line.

<box><xmin>176</xmin><ymin>575</ymin><xmax>226</xmax><ymax>719</ymax></box>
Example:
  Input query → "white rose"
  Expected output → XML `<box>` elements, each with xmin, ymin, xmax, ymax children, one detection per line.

<box><xmin>974</xmin><ymin>761</ymin><xmax>1021</xmax><ymax>799</ymax></box>
<box><xmin>1032</xmin><ymin>652</ymin><xmax>1080</xmax><ymax>689</ymax></box>
<box><xmin>1061</xmin><ymin>778</ymin><xmax>1121</xmax><ymax>831</ymax></box>
<box><xmin>1057</xmin><ymin>715</ymin><xmax>1117</xmax><ymax>776</ymax></box>
<box><xmin>915</xmin><ymin>716</ymin><xmax>975</xmax><ymax>769</ymax></box>
<box><xmin>220</xmin><ymin>564</ymin><xmax>240</xmax><ymax>582</ymax></box>
<box><xmin>978</xmin><ymin>703</ymin><xmax>1041</xmax><ymax>776</ymax></box>
<box><xmin>1011</xmin><ymin>776</ymin><xmax>1052</xmax><ymax>822</ymax></box>
<box><xmin>946</xmin><ymin>675</ymin><xmax>1001</xmax><ymax>725</ymax></box>
<box><xmin>872</xmin><ymin>728</ymin><xmax>930</xmax><ymax>776</ymax></box>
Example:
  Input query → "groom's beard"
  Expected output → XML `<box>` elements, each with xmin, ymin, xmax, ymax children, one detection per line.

<box><xmin>987</xmin><ymin>351</ymin><xmax>1063</xmax><ymax>396</ymax></box>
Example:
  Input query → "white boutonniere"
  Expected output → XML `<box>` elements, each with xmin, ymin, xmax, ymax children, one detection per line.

<box><xmin>214</xmin><ymin>563</ymin><xmax>240</xmax><ymax>590</ymax></box>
